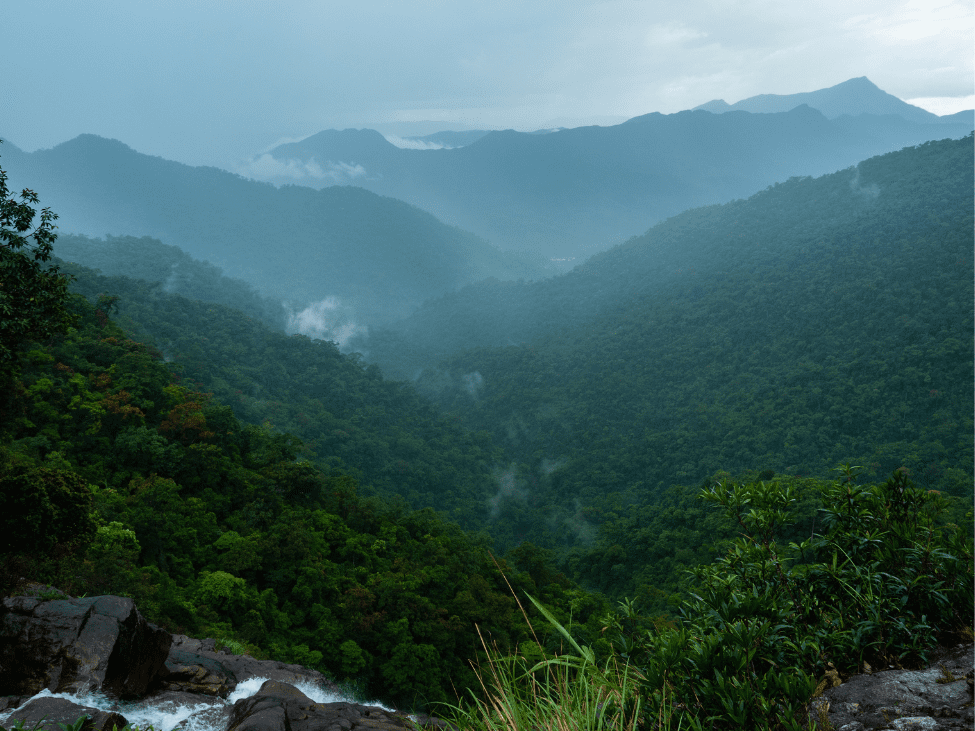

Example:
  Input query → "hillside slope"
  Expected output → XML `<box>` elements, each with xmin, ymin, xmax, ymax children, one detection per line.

<box><xmin>0</xmin><ymin>137</ymin><xmax>545</xmax><ymax>327</ymax></box>
<box><xmin>372</xmin><ymin>136</ymin><xmax>974</xmax><ymax>551</ymax></box>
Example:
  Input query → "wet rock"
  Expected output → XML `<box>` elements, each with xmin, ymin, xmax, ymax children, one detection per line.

<box><xmin>227</xmin><ymin>680</ymin><xmax>416</xmax><ymax>731</ymax></box>
<box><xmin>6</xmin><ymin>696</ymin><xmax>129</xmax><ymax>731</ymax></box>
<box><xmin>812</xmin><ymin>643</ymin><xmax>974</xmax><ymax>730</ymax></box>
<box><xmin>0</xmin><ymin>696</ymin><xmax>26</xmax><ymax>713</ymax></box>
<box><xmin>155</xmin><ymin>635</ymin><xmax>340</xmax><ymax>697</ymax></box>
<box><xmin>0</xmin><ymin>595</ymin><xmax>171</xmax><ymax>697</ymax></box>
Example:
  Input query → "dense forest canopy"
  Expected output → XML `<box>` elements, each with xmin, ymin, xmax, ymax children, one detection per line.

<box><xmin>362</xmin><ymin>136</ymin><xmax>974</xmax><ymax>591</ymax></box>
<box><xmin>0</xmin><ymin>260</ymin><xmax>604</xmax><ymax>713</ymax></box>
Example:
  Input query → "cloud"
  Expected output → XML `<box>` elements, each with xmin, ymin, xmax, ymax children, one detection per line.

<box><xmin>286</xmin><ymin>297</ymin><xmax>366</xmax><ymax>348</ymax></box>
<box><xmin>849</xmin><ymin>165</ymin><xmax>880</xmax><ymax>200</ymax></box>
<box><xmin>462</xmin><ymin>371</ymin><xmax>484</xmax><ymax>397</ymax></box>
<box><xmin>4</xmin><ymin>0</ymin><xmax>971</xmax><ymax>169</ymax></box>
<box><xmin>906</xmin><ymin>95</ymin><xmax>975</xmax><ymax>115</ymax></box>
<box><xmin>487</xmin><ymin>463</ymin><xmax>526</xmax><ymax>520</ymax></box>
<box><xmin>539</xmin><ymin>458</ymin><xmax>565</xmax><ymax>476</ymax></box>
<box><xmin>382</xmin><ymin>135</ymin><xmax>454</xmax><ymax>150</ymax></box>
<box><xmin>238</xmin><ymin>154</ymin><xmax>367</xmax><ymax>186</ymax></box>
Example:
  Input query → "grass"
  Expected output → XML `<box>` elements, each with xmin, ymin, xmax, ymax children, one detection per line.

<box><xmin>438</xmin><ymin>588</ymin><xmax>672</xmax><ymax>731</ymax></box>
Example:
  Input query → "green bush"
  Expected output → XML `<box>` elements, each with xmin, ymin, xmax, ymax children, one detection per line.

<box><xmin>603</xmin><ymin>468</ymin><xmax>974</xmax><ymax>730</ymax></box>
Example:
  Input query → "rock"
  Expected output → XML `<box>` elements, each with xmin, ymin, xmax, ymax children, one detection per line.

<box><xmin>6</xmin><ymin>696</ymin><xmax>129</xmax><ymax>731</ymax></box>
<box><xmin>0</xmin><ymin>696</ymin><xmax>26</xmax><ymax>713</ymax></box>
<box><xmin>155</xmin><ymin>634</ymin><xmax>341</xmax><ymax>697</ymax></box>
<box><xmin>227</xmin><ymin>680</ymin><xmax>416</xmax><ymax>731</ymax></box>
<box><xmin>890</xmin><ymin>719</ymin><xmax>938</xmax><ymax>730</ymax></box>
<box><xmin>0</xmin><ymin>595</ymin><xmax>171</xmax><ymax>697</ymax></box>
<box><xmin>812</xmin><ymin>643</ymin><xmax>974</xmax><ymax>730</ymax></box>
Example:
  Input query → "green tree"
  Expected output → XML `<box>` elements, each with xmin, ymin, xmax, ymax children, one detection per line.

<box><xmin>0</xmin><ymin>144</ymin><xmax>74</xmax><ymax>369</ymax></box>
<box><xmin>0</xmin><ymin>466</ymin><xmax>96</xmax><ymax>554</ymax></box>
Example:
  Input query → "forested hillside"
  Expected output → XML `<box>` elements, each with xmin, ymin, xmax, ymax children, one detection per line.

<box><xmin>53</xmin><ymin>233</ymin><xmax>287</xmax><ymax>328</ymax></box>
<box><xmin>59</xmin><ymin>262</ymin><xmax>509</xmax><ymax>530</ymax></box>
<box><xmin>362</xmin><ymin>136</ymin><xmax>974</xmax><ymax>586</ymax></box>
<box><xmin>1</xmin><ymin>242</ymin><xmax>605</xmax><ymax>711</ymax></box>
<box><xmin>0</xmin><ymin>136</ymin><xmax>546</xmax><ymax>326</ymax></box>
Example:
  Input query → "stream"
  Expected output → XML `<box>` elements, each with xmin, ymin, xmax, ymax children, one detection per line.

<box><xmin>0</xmin><ymin>677</ymin><xmax>396</xmax><ymax>731</ymax></box>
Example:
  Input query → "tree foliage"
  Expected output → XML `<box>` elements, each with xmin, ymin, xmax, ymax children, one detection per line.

<box><xmin>0</xmin><ymin>144</ymin><xmax>73</xmax><ymax>369</ymax></box>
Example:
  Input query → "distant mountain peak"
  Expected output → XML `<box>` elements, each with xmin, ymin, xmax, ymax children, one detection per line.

<box><xmin>691</xmin><ymin>77</ymin><xmax>953</xmax><ymax>125</ymax></box>
<box><xmin>694</xmin><ymin>99</ymin><xmax>732</xmax><ymax>113</ymax></box>
<box><xmin>53</xmin><ymin>134</ymin><xmax>136</xmax><ymax>153</ymax></box>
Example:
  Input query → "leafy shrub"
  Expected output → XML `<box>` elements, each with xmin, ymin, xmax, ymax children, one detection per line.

<box><xmin>602</xmin><ymin>468</ymin><xmax>974</xmax><ymax>730</ymax></box>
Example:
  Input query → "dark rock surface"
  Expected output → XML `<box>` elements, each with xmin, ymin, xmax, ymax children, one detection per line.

<box><xmin>0</xmin><ymin>595</ymin><xmax>171</xmax><ymax>697</ymax></box>
<box><xmin>227</xmin><ymin>680</ymin><xmax>415</xmax><ymax>731</ymax></box>
<box><xmin>156</xmin><ymin>634</ymin><xmax>342</xmax><ymax>697</ymax></box>
<box><xmin>810</xmin><ymin>643</ymin><xmax>974</xmax><ymax>730</ymax></box>
<box><xmin>6</xmin><ymin>696</ymin><xmax>129</xmax><ymax>731</ymax></box>
<box><xmin>0</xmin><ymin>593</ymin><xmax>423</xmax><ymax>731</ymax></box>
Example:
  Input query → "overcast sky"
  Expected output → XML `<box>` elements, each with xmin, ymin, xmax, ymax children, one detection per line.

<box><xmin>2</xmin><ymin>0</ymin><xmax>972</xmax><ymax>168</ymax></box>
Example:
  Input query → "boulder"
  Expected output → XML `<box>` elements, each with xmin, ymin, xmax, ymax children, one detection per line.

<box><xmin>5</xmin><ymin>696</ymin><xmax>128</xmax><ymax>731</ymax></box>
<box><xmin>0</xmin><ymin>595</ymin><xmax>171</xmax><ymax>697</ymax></box>
<box><xmin>227</xmin><ymin>680</ymin><xmax>415</xmax><ymax>731</ymax></box>
<box><xmin>155</xmin><ymin>634</ymin><xmax>340</xmax><ymax>697</ymax></box>
<box><xmin>810</xmin><ymin>643</ymin><xmax>974</xmax><ymax>730</ymax></box>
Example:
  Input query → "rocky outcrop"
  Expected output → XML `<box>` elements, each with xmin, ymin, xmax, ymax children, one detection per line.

<box><xmin>5</xmin><ymin>696</ymin><xmax>129</xmax><ymax>731</ymax></box>
<box><xmin>12</xmin><ymin>592</ymin><xmax>968</xmax><ymax>731</ymax></box>
<box><xmin>0</xmin><ymin>594</ymin><xmax>171</xmax><ymax>697</ymax></box>
<box><xmin>160</xmin><ymin>635</ymin><xmax>340</xmax><ymax>696</ymax></box>
<box><xmin>811</xmin><ymin>643</ymin><xmax>974</xmax><ymax>731</ymax></box>
<box><xmin>227</xmin><ymin>680</ymin><xmax>414</xmax><ymax>731</ymax></box>
<box><xmin>0</xmin><ymin>593</ymin><xmax>424</xmax><ymax>731</ymax></box>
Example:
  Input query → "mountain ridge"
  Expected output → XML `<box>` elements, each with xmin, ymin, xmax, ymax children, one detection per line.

<box><xmin>0</xmin><ymin>134</ymin><xmax>547</xmax><ymax>329</ymax></box>
<box><xmin>692</xmin><ymin>76</ymin><xmax>970</xmax><ymax>123</ymax></box>
<box><xmin>260</xmin><ymin>82</ymin><xmax>972</xmax><ymax>258</ymax></box>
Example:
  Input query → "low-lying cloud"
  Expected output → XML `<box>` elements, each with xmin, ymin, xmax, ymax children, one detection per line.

<box><xmin>487</xmin><ymin>463</ymin><xmax>526</xmax><ymax>520</ymax></box>
<box><xmin>287</xmin><ymin>297</ymin><xmax>366</xmax><ymax>348</ymax></box>
<box><xmin>382</xmin><ymin>135</ymin><xmax>454</xmax><ymax>150</ymax></box>
<box><xmin>849</xmin><ymin>165</ymin><xmax>880</xmax><ymax>200</ymax></box>
<box><xmin>240</xmin><ymin>154</ymin><xmax>367</xmax><ymax>186</ymax></box>
<box><xmin>462</xmin><ymin>371</ymin><xmax>484</xmax><ymax>397</ymax></box>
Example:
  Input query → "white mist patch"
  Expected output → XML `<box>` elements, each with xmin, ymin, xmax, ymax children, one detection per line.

<box><xmin>163</xmin><ymin>263</ymin><xmax>179</xmax><ymax>293</ymax></box>
<box><xmin>462</xmin><ymin>371</ymin><xmax>484</xmax><ymax>397</ymax></box>
<box><xmin>382</xmin><ymin>135</ymin><xmax>453</xmax><ymax>150</ymax></box>
<box><xmin>545</xmin><ymin>499</ymin><xmax>597</xmax><ymax>547</ymax></box>
<box><xmin>287</xmin><ymin>297</ymin><xmax>366</xmax><ymax>348</ymax></box>
<box><xmin>488</xmin><ymin>463</ymin><xmax>526</xmax><ymax>519</ymax></box>
<box><xmin>239</xmin><ymin>154</ymin><xmax>367</xmax><ymax>186</ymax></box>
<box><xmin>849</xmin><ymin>166</ymin><xmax>880</xmax><ymax>201</ymax></box>
<box><xmin>539</xmin><ymin>458</ymin><xmax>565</xmax><ymax>476</ymax></box>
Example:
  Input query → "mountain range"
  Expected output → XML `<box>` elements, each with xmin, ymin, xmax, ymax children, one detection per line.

<box><xmin>1</xmin><ymin>77</ymin><xmax>971</xmax><ymax>331</ymax></box>
<box><xmin>693</xmin><ymin>76</ymin><xmax>972</xmax><ymax>124</ymax></box>
<box><xmin>262</xmin><ymin>78</ymin><xmax>972</xmax><ymax>259</ymax></box>
<box><xmin>0</xmin><ymin>136</ymin><xmax>545</xmax><ymax>329</ymax></box>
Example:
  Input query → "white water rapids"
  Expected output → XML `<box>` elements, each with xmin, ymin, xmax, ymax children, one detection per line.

<box><xmin>0</xmin><ymin>677</ymin><xmax>397</xmax><ymax>731</ymax></box>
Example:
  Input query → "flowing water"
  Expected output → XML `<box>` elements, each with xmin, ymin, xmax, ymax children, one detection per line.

<box><xmin>0</xmin><ymin>676</ymin><xmax>396</xmax><ymax>731</ymax></box>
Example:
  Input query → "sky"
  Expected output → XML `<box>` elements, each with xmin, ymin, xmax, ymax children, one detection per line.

<box><xmin>2</xmin><ymin>0</ymin><xmax>972</xmax><ymax>169</ymax></box>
